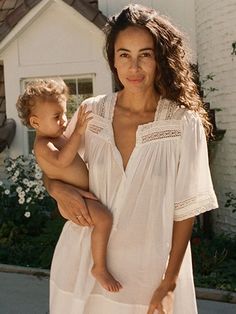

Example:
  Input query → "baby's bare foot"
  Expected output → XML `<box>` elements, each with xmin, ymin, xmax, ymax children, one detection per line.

<box><xmin>91</xmin><ymin>266</ymin><xmax>122</xmax><ymax>292</ymax></box>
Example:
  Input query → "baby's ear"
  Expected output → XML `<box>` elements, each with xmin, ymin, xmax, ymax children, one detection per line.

<box><xmin>29</xmin><ymin>115</ymin><xmax>39</xmax><ymax>129</ymax></box>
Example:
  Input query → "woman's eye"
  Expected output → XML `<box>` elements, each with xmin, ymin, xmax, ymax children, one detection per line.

<box><xmin>140</xmin><ymin>52</ymin><xmax>152</xmax><ymax>57</ymax></box>
<box><xmin>120</xmin><ymin>53</ymin><xmax>129</xmax><ymax>58</ymax></box>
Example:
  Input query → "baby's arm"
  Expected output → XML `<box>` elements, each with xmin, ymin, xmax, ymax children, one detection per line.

<box><xmin>36</xmin><ymin>105</ymin><xmax>92</xmax><ymax>167</ymax></box>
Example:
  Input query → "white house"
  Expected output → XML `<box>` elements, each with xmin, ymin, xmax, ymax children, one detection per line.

<box><xmin>0</xmin><ymin>0</ymin><xmax>235</xmax><ymax>234</ymax></box>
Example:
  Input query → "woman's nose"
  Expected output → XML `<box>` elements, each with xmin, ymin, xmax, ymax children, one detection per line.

<box><xmin>130</xmin><ymin>58</ymin><xmax>140</xmax><ymax>70</ymax></box>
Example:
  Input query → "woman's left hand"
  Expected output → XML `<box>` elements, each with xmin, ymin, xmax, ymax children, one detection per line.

<box><xmin>147</xmin><ymin>279</ymin><xmax>175</xmax><ymax>314</ymax></box>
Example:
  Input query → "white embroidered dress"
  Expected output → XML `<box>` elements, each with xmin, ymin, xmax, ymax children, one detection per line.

<box><xmin>50</xmin><ymin>93</ymin><xmax>218</xmax><ymax>314</ymax></box>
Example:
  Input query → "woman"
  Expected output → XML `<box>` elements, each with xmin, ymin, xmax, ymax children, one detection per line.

<box><xmin>47</xmin><ymin>4</ymin><xmax>218</xmax><ymax>314</ymax></box>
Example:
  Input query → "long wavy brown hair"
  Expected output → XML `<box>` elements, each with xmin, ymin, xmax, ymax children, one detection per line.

<box><xmin>104</xmin><ymin>4</ymin><xmax>212</xmax><ymax>137</ymax></box>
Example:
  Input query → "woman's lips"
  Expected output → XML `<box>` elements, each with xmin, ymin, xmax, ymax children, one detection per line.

<box><xmin>127</xmin><ymin>77</ymin><xmax>144</xmax><ymax>83</ymax></box>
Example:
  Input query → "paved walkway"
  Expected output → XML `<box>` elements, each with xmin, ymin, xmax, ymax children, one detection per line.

<box><xmin>0</xmin><ymin>271</ymin><xmax>236</xmax><ymax>314</ymax></box>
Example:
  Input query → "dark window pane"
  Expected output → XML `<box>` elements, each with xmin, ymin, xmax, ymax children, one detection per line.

<box><xmin>28</xmin><ymin>129</ymin><xmax>35</xmax><ymax>153</ymax></box>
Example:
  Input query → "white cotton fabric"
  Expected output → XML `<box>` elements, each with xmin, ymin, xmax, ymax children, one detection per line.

<box><xmin>50</xmin><ymin>93</ymin><xmax>218</xmax><ymax>314</ymax></box>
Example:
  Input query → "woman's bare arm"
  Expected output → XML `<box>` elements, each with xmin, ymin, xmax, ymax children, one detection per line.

<box><xmin>44</xmin><ymin>174</ymin><xmax>96</xmax><ymax>226</ymax></box>
<box><xmin>147</xmin><ymin>217</ymin><xmax>195</xmax><ymax>314</ymax></box>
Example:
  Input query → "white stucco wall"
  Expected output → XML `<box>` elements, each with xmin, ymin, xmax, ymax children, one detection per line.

<box><xmin>195</xmin><ymin>0</ymin><xmax>236</xmax><ymax>234</ymax></box>
<box><xmin>0</xmin><ymin>0</ymin><xmax>112</xmax><ymax>157</ymax></box>
<box><xmin>98</xmin><ymin>0</ymin><xmax>197</xmax><ymax>59</ymax></box>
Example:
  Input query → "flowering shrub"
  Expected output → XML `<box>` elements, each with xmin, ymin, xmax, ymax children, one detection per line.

<box><xmin>191</xmin><ymin>220</ymin><xmax>236</xmax><ymax>292</ymax></box>
<box><xmin>225</xmin><ymin>192</ymin><xmax>236</xmax><ymax>213</ymax></box>
<box><xmin>0</xmin><ymin>154</ymin><xmax>64</xmax><ymax>268</ymax></box>
<box><xmin>1</xmin><ymin>154</ymin><xmax>46</xmax><ymax>210</ymax></box>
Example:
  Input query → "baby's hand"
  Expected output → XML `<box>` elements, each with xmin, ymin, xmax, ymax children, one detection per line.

<box><xmin>75</xmin><ymin>104</ymin><xmax>93</xmax><ymax>135</ymax></box>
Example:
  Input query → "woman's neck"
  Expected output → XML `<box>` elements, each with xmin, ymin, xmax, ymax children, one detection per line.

<box><xmin>117</xmin><ymin>89</ymin><xmax>160</xmax><ymax>113</ymax></box>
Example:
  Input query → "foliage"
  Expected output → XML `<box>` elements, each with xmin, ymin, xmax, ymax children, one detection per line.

<box><xmin>0</xmin><ymin>154</ymin><xmax>65</xmax><ymax>268</ymax></box>
<box><xmin>200</xmin><ymin>73</ymin><xmax>219</xmax><ymax>100</ymax></box>
<box><xmin>67</xmin><ymin>94</ymin><xmax>92</xmax><ymax>119</ymax></box>
<box><xmin>225</xmin><ymin>192</ymin><xmax>236</xmax><ymax>213</ymax></box>
<box><xmin>191</xmin><ymin>222</ymin><xmax>236</xmax><ymax>292</ymax></box>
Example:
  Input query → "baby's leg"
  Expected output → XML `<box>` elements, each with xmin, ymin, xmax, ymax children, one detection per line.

<box><xmin>85</xmin><ymin>198</ymin><xmax>122</xmax><ymax>292</ymax></box>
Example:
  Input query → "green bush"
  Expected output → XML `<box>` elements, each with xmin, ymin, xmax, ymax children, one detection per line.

<box><xmin>0</xmin><ymin>154</ymin><xmax>65</xmax><ymax>269</ymax></box>
<box><xmin>191</xmin><ymin>221</ymin><xmax>236</xmax><ymax>292</ymax></box>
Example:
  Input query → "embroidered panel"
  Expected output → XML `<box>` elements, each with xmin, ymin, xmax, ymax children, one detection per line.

<box><xmin>175</xmin><ymin>196</ymin><xmax>197</xmax><ymax>210</ymax></box>
<box><xmin>97</xmin><ymin>96</ymin><xmax>106</xmax><ymax>118</ymax></box>
<box><xmin>155</xmin><ymin>98</ymin><xmax>184</xmax><ymax>121</ymax></box>
<box><xmin>166</xmin><ymin>102</ymin><xmax>178</xmax><ymax>120</ymax></box>
<box><xmin>174</xmin><ymin>192</ymin><xmax>216</xmax><ymax>211</ymax></box>
<box><xmin>88</xmin><ymin>123</ymin><xmax>104</xmax><ymax>134</ymax></box>
<box><xmin>174</xmin><ymin>192</ymin><xmax>217</xmax><ymax>221</ymax></box>
<box><xmin>141</xmin><ymin>129</ymin><xmax>181</xmax><ymax>143</ymax></box>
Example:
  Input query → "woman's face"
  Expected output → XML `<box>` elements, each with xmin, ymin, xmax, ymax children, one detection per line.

<box><xmin>114</xmin><ymin>26</ymin><xmax>157</xmax><ymax>94</ymax></box>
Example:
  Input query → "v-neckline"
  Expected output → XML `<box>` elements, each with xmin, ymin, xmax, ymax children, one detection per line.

<box><xmin>109</xmin><ymin>92</ymin><xmax>162</xmax><ymax>175</ymax></box>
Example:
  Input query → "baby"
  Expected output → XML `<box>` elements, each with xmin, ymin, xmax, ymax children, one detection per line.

<box><xmin>16</xmin><ymin>78</ymin><xmax>122</xmax><ymax>292</ymax></box>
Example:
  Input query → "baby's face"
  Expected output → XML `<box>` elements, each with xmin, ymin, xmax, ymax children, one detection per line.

<box><xmin>33</xmin><ymin>100</ymin><xmax>67</xmax><ymax>137</ymax></box>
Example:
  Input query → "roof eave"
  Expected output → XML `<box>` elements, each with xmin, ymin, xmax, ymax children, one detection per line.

<box><xmin>0</xmin><ymin>0</ymin><xmax>107</xmax><ymax>55</ymax></box>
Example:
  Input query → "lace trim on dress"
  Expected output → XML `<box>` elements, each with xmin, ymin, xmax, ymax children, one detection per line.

<box><xmin>166</xmin><ymin>102</ymin><xmax>178</xmax><ymax>120</ymax></box>
<box><xmin>88</xmin><ymin>123</ymin><xmax>104</xmax><ymax>134</ymax></box>
<box><xmin>155</xmin><ymin>98</ymin><xmax>185</xmax><ymax>122</ymax></box>
<box><xmin>141</xmin><ymin>129</ymin><xmax>181</xmax><ymax>143</ymax></box>
<box><xmin>174</xmin><ymin>192</ymin><xmax>218</xmax><ymax>221</ymax></box>
<box><xmin>96</xmin><ymin>96</ymin><xmax>106</xmax><ymax>118</ymax></box>
<box><xmin>94</xmin><ymin>93</ymin><xmax>118</xmax><ymax>121</ymax></box>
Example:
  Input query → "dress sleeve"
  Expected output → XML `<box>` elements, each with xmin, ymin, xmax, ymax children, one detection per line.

<box><xmin>174</xmin><ymin>111</ymin><xmax>218</xmax><ymax>221</ymax></box>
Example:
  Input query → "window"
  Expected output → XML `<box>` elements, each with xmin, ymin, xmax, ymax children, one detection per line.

<box><xmin>24</xmin><ymin>76</ymin><xmax>94</xmax><ymax>154</ymax></box>
<box><xmin>64</xmin><ymin>77</ymin><xmax>93</xmax><ymax>119</ymax></box>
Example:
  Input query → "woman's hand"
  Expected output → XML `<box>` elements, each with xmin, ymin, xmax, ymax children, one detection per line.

<box><xmin>147</xmin><ymin>279</ymin><xmax>175</xmax><ymax>314</ymax></box>
<box><xmin>47</xmin><ymin>178</ymin><xmax>96</xmax><ymax>226</ymax></box>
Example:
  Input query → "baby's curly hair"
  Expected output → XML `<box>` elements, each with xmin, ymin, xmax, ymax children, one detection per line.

<box><xmin>16</xmin><ymin>79</ymin><xmax>69</xmax><ymax>128</ymax></box>
<box><xmin>104</xmin><ymin>4</ymin><xmax>212</xmax><ymax>137</ymax></box>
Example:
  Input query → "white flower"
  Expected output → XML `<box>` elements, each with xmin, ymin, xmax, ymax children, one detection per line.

<box><xmin>27</xmin><ymin>181</ymin><xmax>34</xmax><ymax>188</ymax></box>
<box><xmin>34</xmin><ymin>186</ymin><xmax>40</xmax><ymax>194</ymax></box>
<box><xmin>37</xmin><ymin>180</ymin><xmax>43</xmax><ymax>186</ymax></box>
<box><xmin>4</xmin><ymin>189</ymin><xmax>10</xmax><ymax>195</ymax></box>
<box><xmin>7</xmin><ymin>167</ymin><xmax>12</xmax><ymax>172</ymax></box>
<box><xmin>35</xmin><ymin>172</ymin><xmax>42</xmax><ymax>180</ymax></box>
<box><xmin>23</xmin><ymin>178</ymin><xmax>29</xmax><ymax>185</ymax></box>
<box><xmin>24</xmin><ymin>211</ymin><xmax>31</xmax><ymax>218</ymax></box>
<box><xmin>0</xmin><ymin>181</ymin><xmax>3</xmax><ymax>186</ymax></box>
<box><xmin>18</xmin><ymin>197</ymin><xmax>25</xmax><ymax>204</ymax></box>
<box><xmin>12</xmin><ymin>176</ymin><xmax>17</xmax><ymax>182</ymax></box>
<box><xmin>41</xmin><ymin>186</ymin><xmax>46</xmax><ymax>192</ymax></box>
<box><xmin>26</xmin><ymin>197</ymin><xmax>32</xmax><ymax>203</ymax></box>
<box><xmin>19</xmin><ymin>191</ymin><xmax>25</xmax><ymax>198</ymax></box>
<box><xmin>35</xmin><ymin>163</ymin><xmax>41</xmax><ymax>171</ymax></box>
<box><xmin>25</xmin><ymin>188</ymin><xmax>30</xmax><ymax>193</ymax></box>
<box><xmin>16</xmin><ymin>186</ymin><xmax>23</xmax><ymax>193</ymax></box>
<box><xmin>14</xmin><ymin>170</ymin><xmax>19</xmax><ymax>177</ymax></box>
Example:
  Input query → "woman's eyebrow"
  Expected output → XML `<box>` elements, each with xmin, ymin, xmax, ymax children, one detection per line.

<box><xmin>116</xmin><ymin>47</ymin><xmax>154</xmax><ymax>52</ymax></box>
<box><xmin>116</xmin><ymin>48</ymin><xmax>130</xmax><ymax>52</ymax></box>
<box><xmin>140</xmin><ymin>48</ymin><xmax>154</xmax><ymax>51</ymax></box>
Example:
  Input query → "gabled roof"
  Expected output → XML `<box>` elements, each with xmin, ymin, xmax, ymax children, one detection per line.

<box><xmin>0</xmin><ymin>0</ymin><xmax>107</xmax><ymax>42</ymax></box>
